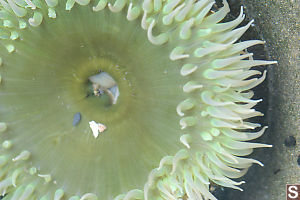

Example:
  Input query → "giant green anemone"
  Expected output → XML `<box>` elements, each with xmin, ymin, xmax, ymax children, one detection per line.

<box><xmin>0</xmin><ymin>0</ymin><xmax>277</xmax><ymax>199</ymax></box>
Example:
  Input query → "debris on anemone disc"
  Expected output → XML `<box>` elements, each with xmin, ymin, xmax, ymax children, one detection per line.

<box><xmin>0</xmin><ymin>0</ymin><xmax>277</xmax><ymax>199</ymax></box>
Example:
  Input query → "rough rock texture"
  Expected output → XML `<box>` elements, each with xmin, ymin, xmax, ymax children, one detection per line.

<box><xmin>220</xmin><ymin>0</ymin><xmax>300</xmax><ymax>200</ymax></box>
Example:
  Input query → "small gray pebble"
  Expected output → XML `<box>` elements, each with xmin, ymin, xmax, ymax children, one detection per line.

<box><xmin>284</xmin><ymin>136</ymin><xmax>296</xmax><ymax>147</ymax></box>
<box><xmin>73</xmin><ymin>112</ymin><xmax>81</xmax><ymax>126</ymax></box>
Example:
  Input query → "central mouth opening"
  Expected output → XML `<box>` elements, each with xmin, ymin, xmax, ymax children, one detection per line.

<box><xmin>88</xmin><ymin>71</ymin><xmax>120</xmax><ymax>107</ymax></box>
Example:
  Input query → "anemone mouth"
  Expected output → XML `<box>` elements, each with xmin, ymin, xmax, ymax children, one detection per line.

<box><xmin>0</xmin><ymin>0</ymin><xmax>277</xmax><ymax>200</ymax></box>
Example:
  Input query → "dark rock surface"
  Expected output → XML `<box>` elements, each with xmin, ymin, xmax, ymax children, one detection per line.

<box><xmin>219</xmin><ymin>0</ymin><xmax>300</xmax><ymax>200</ymax></box>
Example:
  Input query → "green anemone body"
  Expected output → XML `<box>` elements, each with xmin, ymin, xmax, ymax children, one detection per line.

<box><xmin>0</xmin><ymin>0</ymin><xmax>276</xmax><ymax>200</ymax></box>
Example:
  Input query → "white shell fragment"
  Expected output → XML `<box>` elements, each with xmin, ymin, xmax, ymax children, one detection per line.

<box><xmin>89</xmin><ymin>121</ymin><xmax>107</xmax><ymax>138</ymax></box>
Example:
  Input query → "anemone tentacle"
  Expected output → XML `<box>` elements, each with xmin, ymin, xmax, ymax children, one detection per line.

<box><xmin>0</xmin><ymin>0</ymin><xmax>276</xmax><ymax>199</ymax></box>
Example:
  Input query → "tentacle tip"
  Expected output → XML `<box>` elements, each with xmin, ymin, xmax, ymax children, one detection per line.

<box><xmin>255</xmin><ymin>160</ymin><xmax>265</xmax><ymax>167</ymax></box>
<box><xmin>271</xmin><ymin>61</ymin><xmax>278</xmax><ymax>65</ymax></box>
<box><xmin>180</xmin><ymin>136</ymin><xmax>191</xmax><ymax>148</ymax></box>
<box><xmin>179</xmin><ymin>113</ymin><xmax>184</xmax><ymax>117</ymax></box>
<box><xmin>240</xmin><ymin>6</ymin><xmax>244</xmax><ymax>12</ymax></box>
<box><xmin>177</xmin><ymin>110</ymin><xmax>184</xmax><ymax>117</ymax></box>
